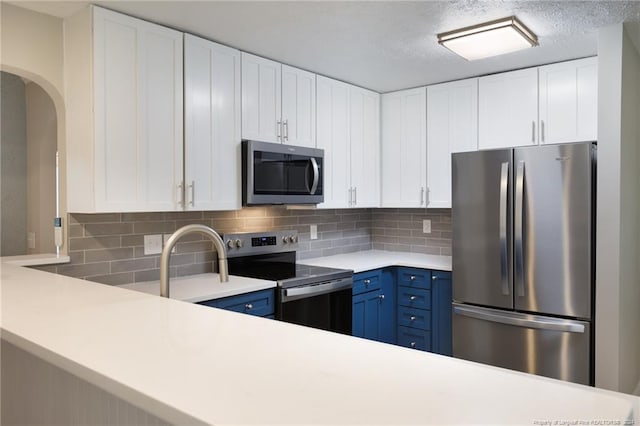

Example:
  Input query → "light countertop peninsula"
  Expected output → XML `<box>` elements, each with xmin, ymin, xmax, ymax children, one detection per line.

<box><xmin>1</xmin><ymin>262</ymin><xmax>638</xmax><ymax>425</ymax></box>
<box><xmin>299</xmin><ymin>249</ymin><xmax>452</xmax><ymax>272</ymax></box>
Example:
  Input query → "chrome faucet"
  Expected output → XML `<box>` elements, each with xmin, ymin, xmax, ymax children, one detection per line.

<box><xmin>160</xmin><ymin>224</ymin><xmax>229</xmax><ymax>298</ymax></box>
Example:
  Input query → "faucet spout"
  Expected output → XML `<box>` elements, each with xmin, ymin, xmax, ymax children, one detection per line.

<box><xmin>160</xmin><ymin>224</ymin><xmax>228</xmax><ymax>298</ymax></box>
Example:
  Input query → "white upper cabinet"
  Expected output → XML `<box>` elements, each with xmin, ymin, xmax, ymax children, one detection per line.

<box><xmin>316</xmin><ymin>75</ymin><xmax>350</xmax><ymax>208</ymax></box>
<box><xmin>427</xmin><ymin>78</ymin><xmax>478</xmax><ymax>208</ymax></box>
<box><xmin>184</xmin><ymin>34</ymin><xmax>242</xmax><ymax>211</ymax></box>
<box><xmin>281</xmin><ymin>65</ymin><xmax>316</xmax><ymax>147</ymax></box>
<box><xmin>241</xmin><ymin>53</ymin><xmax>316</xmax><ymax>146</ymax></box>
<box><xmin>317</xmin><ymin>77</ymin><xmax>380</xmax><ymax>209</ymax></box>
<box><xmin>241</xmin><ymin>53</ymin><xmax>281</xmax><ymax>144</ymax></box>
<box><xmin>478</xmin><ymin>68</ymin><xmax>538</xmax><ymax>150</ymax></box>
<box><xmin>538</xmin><ymin>57</ymin><xmax>598</xmax><ymax>145</ymax></box>
<box><xmin>65</xmin><ymin>6</ymin><xmax>183</xmax><ymax>212</ymax></box>
<box><xmin>349</xmin><ymin>86</ymin><xmax>380</xmax><ymax>208</ymax></box>
<box><xmin>381</xmin><ymin>87</ymin><xmax>427</xmax><ymax>208</ymax></box>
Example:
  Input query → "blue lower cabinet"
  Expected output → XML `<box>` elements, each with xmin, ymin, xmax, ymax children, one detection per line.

<box><xmin>352</xmin><ymin>269</ymin><xmax>395</xmax><ymax>344</ymax></box>
<box><xmin>431</xmin><ymin>271</ymin><xmax>452</xmax><ymax>356</ymax></box>
<box><xmin>198</xmin><ymin>288</ymin><xmax>275</xmax><ymax>318</ymax></box>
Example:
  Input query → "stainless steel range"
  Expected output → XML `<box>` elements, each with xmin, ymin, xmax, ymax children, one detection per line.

<box><xmin>224</xmin><ymin>230</ymin><xmax>353</xmax><ymax>334</ymax></box>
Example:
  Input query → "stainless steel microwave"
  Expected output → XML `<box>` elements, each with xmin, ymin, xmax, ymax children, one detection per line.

<box><xmin>242</xmin><ymin>140</ymin><xmax>324</xmax><ymax>206</ymax></box>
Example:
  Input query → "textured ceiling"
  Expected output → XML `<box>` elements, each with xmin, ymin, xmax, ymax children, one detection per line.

<box><xmin>8</xmin><ymin>1</ymin><xmax>640</xmax><ymax>92</ymax></box>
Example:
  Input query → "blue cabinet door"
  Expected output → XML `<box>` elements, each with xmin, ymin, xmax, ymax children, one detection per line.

<box><xmin>432</xmin><ymin>270</ymin><xmax>452</xmax><ymax>356</ymax></box>
<box><xmin>352</xmin><ymin>269</ymin><xmax>395</xmax><ymax>344</ymax></box>
<box><xmin>352</xmin><ymin>290</ymin><xmax>383</xmax><ymax>340</ymax></box>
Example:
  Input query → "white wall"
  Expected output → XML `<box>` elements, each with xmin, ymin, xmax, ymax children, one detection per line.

<box><xmin>595</xmin><ymin>23</ymin><xmax>640</xmax><ymax>395</ymax></box>
<box><xmin>0</xmin><ymin>3</ymin><xmax>67</xmax><ymax>254</ymax></box>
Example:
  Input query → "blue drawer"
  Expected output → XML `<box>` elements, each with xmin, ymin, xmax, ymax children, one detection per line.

<box><xmin>431</xmin><ymin>270</ymin><xmax>451</xmax><ymax>282</ymax></box>
<box><xmin>397</xmin><ymin>305</ymin><xmax>431</xmax><ymax>330</ymax></box>
<box><xmin>397</xmin><ymin>286</ymin><xmax>431</xmax><ymax>310</ymax></box>
<box><xmin>397</xmin><ymin>267</ymin><xmax>431</xmax><ymax>289</ymax></box>
<box><xmin>352</xmin><ymin>270</ymin><xmax>382</xmax><ymax>295</ymax></box>
<box><xmin>199</xmin><ymin>289</ymin><xmax>275</xmax><ymax>317</ymax></box>
<box><xmin>397</xmin><ymin>326</ymin><xmax>431</xmax><ymax>351</ymax></box>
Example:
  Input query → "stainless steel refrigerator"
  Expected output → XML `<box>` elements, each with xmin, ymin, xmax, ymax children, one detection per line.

<box><xmin>451</xmin><ymin>142</ymin><xmax>595</xmax><ymax>386</ymax></box>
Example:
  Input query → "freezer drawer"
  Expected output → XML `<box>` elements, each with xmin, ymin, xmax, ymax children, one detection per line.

<box><xmin>452</xmin><ymin>303</ymin><xmax>591</xmax><ymax>385</ymax></box>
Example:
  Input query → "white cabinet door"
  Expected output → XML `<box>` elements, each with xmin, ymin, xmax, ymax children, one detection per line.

<box><xmin>282</xmin><ymin>65</ymin><xmax>316</xmax><ymax>147</ymax></box>
<box><xmin>427</xmin><ymin>78</ymin><xmax>478</xmax><ymax>208</ymax></box>
<box><xmin>317</xmin><ymin>75</ymin><xmax>350</xmax><ymax>208</ymax></box>
<box><xmin>93</xmin><ymin>7</ymin><xmax>183</xmax><ymax>212</ymax></box>
<box><xmin>350</xmin><ymin>86</ymin><xmax>380</xmax><ymax>208</ymax></box>
<box><xmin>381</xmin><ymin>87</ymin><xmax>427</xmax><ymax>207</ymax></box>
<box><xmin>185</xmin><ymin>34</ymin><xmax>241</xmax><ymax>211</ymax></box>
<box><xmin>241</xmin><ymin>52</ymin><xmax>281</xmax><ymax>143</ymax></box>
<box><xmin>539</xmin><ymin>57</ymin><xmax>597</xmax><ymax>145</ymax></box>
<box><xmin>478</xmin><ymin>68</ymin><xmax>538</xmax><ymax>150</ymax></box>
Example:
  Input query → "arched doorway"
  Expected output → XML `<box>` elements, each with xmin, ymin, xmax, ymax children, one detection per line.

<box><xmin>1</xmin><ymin>71</ymin><xmax>58</xmax><ymax>256</ymax></box>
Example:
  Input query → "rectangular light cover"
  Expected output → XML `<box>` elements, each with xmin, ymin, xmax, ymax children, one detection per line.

<box><xmin>438</xmin><ymin>17</ymin><xmax>538</xmax><ymax>61</ymax></box>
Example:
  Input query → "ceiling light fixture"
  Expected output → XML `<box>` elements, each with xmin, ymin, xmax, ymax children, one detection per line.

<box><xmin>437</xmin><ymin>16</ymin><xmax>538</xmax><ymax>61</ymax></box>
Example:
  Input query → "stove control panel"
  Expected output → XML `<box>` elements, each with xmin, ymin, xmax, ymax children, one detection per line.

<box><xmin>223</xmin><ymin>230</ymin><xmax>299</xmax><ymax>257</ymax></box>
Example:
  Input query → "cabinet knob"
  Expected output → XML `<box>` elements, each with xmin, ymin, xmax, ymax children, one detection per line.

<box><xmin>410</xmin><ymin>342</ymin><xmax>416</xmax><ymax>348</ymax></box>
<box><xmin>378</xmin><ymin>294</ymin><xmax>385</xmax><ymax>301</ymax></box>
<box><xmin>410</xmin><ymin>275</ymin><xmax>416</xmax><ymax>281</ymax></box>
<box><xmin>432</xmin><ymin>275</ymin><xmax>437</xmax><ymax>281</ymax></box>
<box><xmin>409</xmin><ymin>295</ymin><xmax>417</xmax><ymax>301</ymax></box>
<box><xmin>410</xmin><ymin>316</ymin><xmax>416</xmax><ymax>321</ymax></box>
<box><xmin>364</xmin><ymin>279</ymin><xmax>371</xmax><ymax>285</ymax></box>
<box><xmin>245</xmin><ymin>303</ymin><xmax>253</xmax><ymax>310</ymax></box>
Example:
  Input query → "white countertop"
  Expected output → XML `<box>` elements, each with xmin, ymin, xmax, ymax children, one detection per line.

<box><xmin>300</xmin><ymin>249</ymin><xmax>452</xmax><ymax>272</ymax></box>
<box><xmin>119</xmin><ymin>273</ymin><xmax>276</xmax><ymax>303</ymax></box>
<box><xmin>1</xmin><ymin>262</ymin><xmax>638</xmax><ymax>425</ymax></box>
<box><xmin>1</xmin><ymin>253</ymin><xmax>70</xmax><ymax>266</ymax></box>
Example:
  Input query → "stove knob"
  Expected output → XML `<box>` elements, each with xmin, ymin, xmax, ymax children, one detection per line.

<box><xmin>282</xmin><ymin>236</ymin><xmax>288</xmax><ymax>244</ymax></box>
<box><xmin>291</xmin><ymin>235</ymin><xmax>298</xmax><ymax>243</ymax></box>
<box><xmin>226</xmin><ymin>240</ymin><xmax>235</xmax><ymax>249</ymax></box>
<box><xmin>234</xmin><ymin>239</ymin><xmax>243</xmax><ymax>248</ymax></box>
<box><xmin>288</xmin><ymin>235</ymin><xmax>296</xmax><ymax>243</ymax></box>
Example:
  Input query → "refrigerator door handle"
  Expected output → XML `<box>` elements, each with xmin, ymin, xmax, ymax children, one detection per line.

<box><xmin>499</xmin><ymin>162</ymin><xmax>510</xmax><ymax>296</ymax></box>
<box><xmin>453</xmin><ymin>305</ymin><xmax>585</xmax><ymax>333</ymax></box>
<box><xmin>515</xmin><ymin>161</ymin><xmax>525</xmax><ymax>297</ymax></box>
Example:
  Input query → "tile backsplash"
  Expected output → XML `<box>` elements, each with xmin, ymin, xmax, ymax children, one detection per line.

<box><xmin>33</xmin><ymin>207</ymin><xmax>451</xmax><ymax>285</ymax></box>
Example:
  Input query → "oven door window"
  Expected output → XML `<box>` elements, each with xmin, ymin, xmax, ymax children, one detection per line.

<box><xmin>279</xmin><ymin>288</ymin><xmax>351</xmax><ymax>335</ymax></box>
<box><xmin>253</xmin><ymin>151</ymin><xmax>323</xmax><ymax>196</ymax></box>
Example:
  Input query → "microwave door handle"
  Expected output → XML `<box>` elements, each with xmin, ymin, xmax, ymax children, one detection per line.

<box><xmin>309</xmin><ymin>157</ymin><xmax>319</xmax><ymax>195</ymax></box>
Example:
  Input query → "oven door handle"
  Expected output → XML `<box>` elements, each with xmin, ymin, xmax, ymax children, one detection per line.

<box><xmin>282</xmin><ymin>278</ymin><xmax>352</xmax><ymax>302</ymax></box>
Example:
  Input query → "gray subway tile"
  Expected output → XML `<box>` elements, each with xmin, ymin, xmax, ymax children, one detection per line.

<box><xmin>236</xmin><ymin>207</ymin><xmax>266</xmax><ymax>218</ymax></box>
<box><xmin>203</xmin><ymin>210</ymin><xmax>238</xmax><ymax>219</ymax></box>
<box><xmin>85</xmin><ymin>247</ymin><xmax>134</xmax><ymax>262</ymax></box>
<box><xmin>111</xmin><ymin>258</ymin><xmax>157</xmax><ymax>273</ymax></box>
<box><xmin>425</xmin><ymin>238</ymin><xmax>452</xmax><ymax>247</ymax></box>
<box><xmin>410</xmin><ymin>246</ymin><xmax>441</xmax><ymax>255</ymax></box>
<box><xmin>175</xmin><ymin>219</ymin><xmax>213</xmax><ymax>229</ymax></box>
<box><xmin>85</xmin><ymin>223</ymin><xmax>133</xmax><ymax>237</ymax></box>
<box><xmin>70</xmin><ymin>213</ymin><xmax>121</xmax><ymax>224</ymax></box>
<box><xmin>122</xmin><ymin>235</ymin><xmax>144</xmax><ymax>247</ymax></box>
<box><xmin>69</xmin><ymin>251</ymin><xmax>85</xmax><ymax>264</ymax></box>
<box><xmin>440</xmin><ymin>247</ymin><xmax>452</xmax><ymax>256</ymax></box>
<box><xmin>243</xmin><ymin>217</ymin><xmax>274</xmax><ymax>229</ymax></box>
<box><xmin>177</xmin><ymin>262</ymin><xmax>213</xmax><ymax>277</ymax></box>
<box><xmin>176</xmin><ymin>240</ymin><xmax>212</xmax><ymax>254</ymax></box>
<box><xmin>133</xmin><ymin>221</ymin><xmax>176</xmax><ymax>234</ymax></box>
<box><xmin>68</xmin><ymin>224</ymin><xmax>84</xmax><ymax>238</ymax></box>
<box><xmin>121</xmin><ymin>212</ymin><xmax>166</xmax><ymax>222</ymax></box>
<box><xmin>69</xmin><ymin>236</ymin><xmax>121</xmax><ymax>251</ymax></box>
<box><xmin>165</xmin><ymin>211</ymin><xmax>203</xmax><ymax>220</ymax></box>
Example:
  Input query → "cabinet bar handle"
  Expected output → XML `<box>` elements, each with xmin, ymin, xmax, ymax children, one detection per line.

<box><xmin>284</xmin><ymin>119</ymin><xmax>289</xmax><ymax>141</ymax></box>
<box><xmin>420</xmin><ymin>187</ymin><xmax>425</xmax><ymax>205</ymax></box>
<box><xmin>531</xmin><ymin>121</ymin><xmax>536</xmax><ymax>143</ymax></box>
<box><xmin>541</xmin><ymin>120</ymin><xmax>545</xmax><ymax>143</ymax></box>
<box><xmin>188</xmin><ymin>181</ymin><xmax>195</xmax><ymax>207</ymax></box>
<box><xmin>353</xmin><ymin>187</ymin><xmax>357</xmax><ymax>206</ymax></box>
<box><xmin>177</xmin><ymin>182</ymin><xmax>184</xmax><ymax>207</ymax></box>
<box><xmin>277</xmin><ymin>120</ymin><xmax>282</xmax><ymax>141</ymax></box>
<box><xmin>349</xmin><ymin>187</ymin><xmax>353</xmax><ymax>206</ymax></box>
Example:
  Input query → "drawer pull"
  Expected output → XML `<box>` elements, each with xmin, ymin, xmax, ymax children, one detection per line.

<box><xmin>409</xmin><ymin>295</ymin><xmax>417</xmax><ymax>301</ymax></box>
<box><xmin>378</xmin><ymin>294</ymin><xmax>385</xmax><ymax>301</ymax></box>
<box><xmin>410</xmin><ymin>275</ymin><xmax>416</xmax><ymax>281</ymax></box>
<box><xmin>432</xmin><ymin>276</ymin><xmax>437</xmax><ymax>281</ymax></box>
<box><xmin>410</xmin><ymin>316</ymin><xmax>417</xmax><ymax>321</ymax></box>
<box><xmin>410</xmin><ymin>342</ymin><xmax>416</xmax><ymax>348</ymax></box>
<box><xmin>364</xmin><ymin>279</ymin><xmax>371</xmax><ymax>286</ymax></box>
<box><xmin>245</xmin><ymin>303</ymin><xmax>253</xmax><ymax>310</ymax></box>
